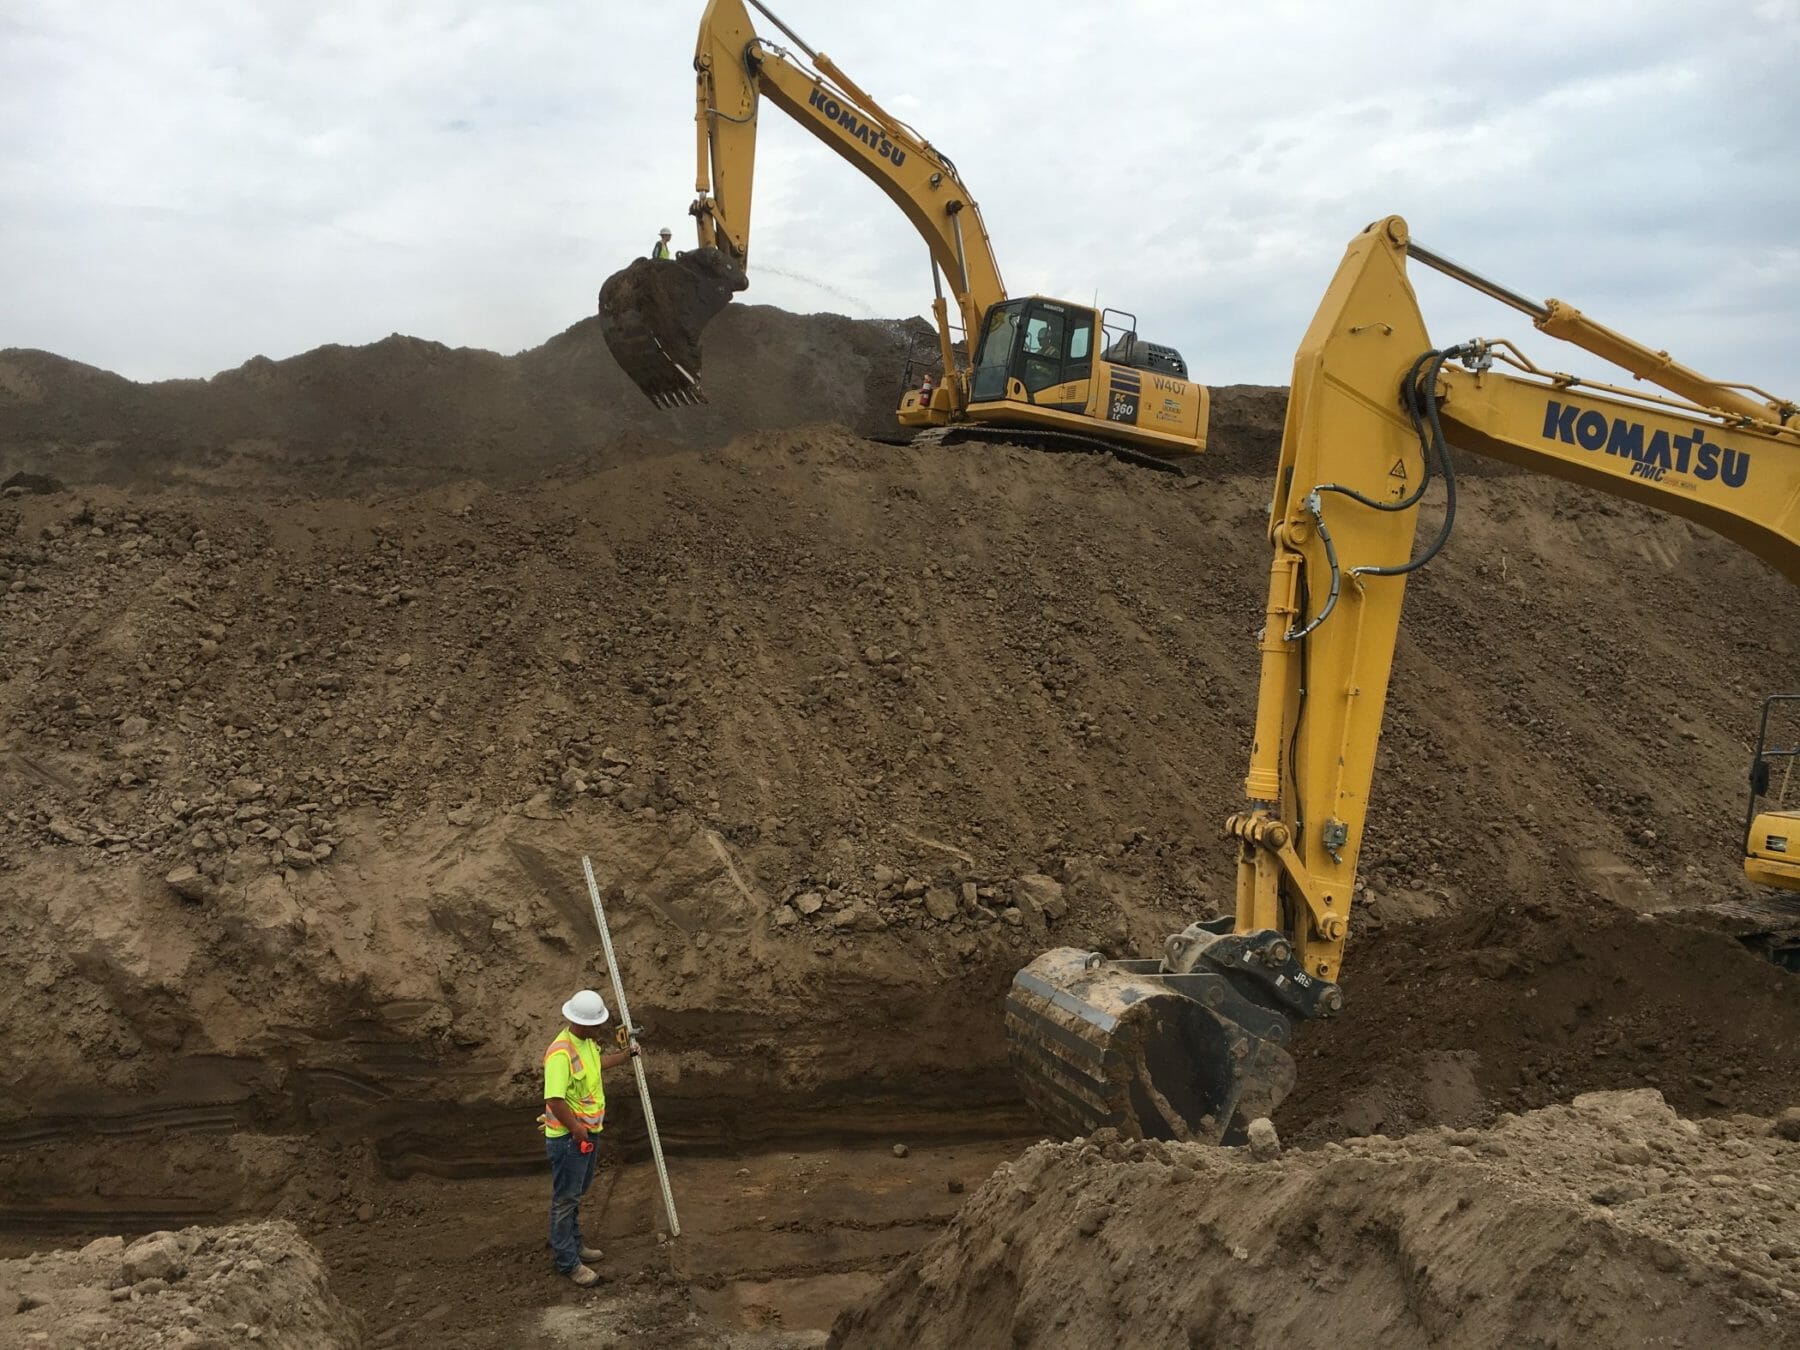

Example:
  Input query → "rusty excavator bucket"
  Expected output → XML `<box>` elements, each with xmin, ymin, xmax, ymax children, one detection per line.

<box><xmin>1006</xmin><ymin>923</ymin><xmax>1339</xmax><ymax>1144</ymax></box>
<box><xmin>598</xmin><ymin>247</ymin><xmax>748</xmax><ymax>408</ymax></box>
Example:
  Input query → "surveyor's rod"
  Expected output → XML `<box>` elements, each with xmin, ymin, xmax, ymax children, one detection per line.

<box><xmin>581</xmin><ymin>855</ymin><xmax>681</xmax><ymax>1239</ymax></box>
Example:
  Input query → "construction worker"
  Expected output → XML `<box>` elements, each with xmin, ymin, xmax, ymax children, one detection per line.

<box><xmin>543</xmin><ymin>989</ymin><xmax>639</xmax><ymax>1287</ymax></box>
<box><xmin>651</xmin><ymin>227</ymin><xmax>674</xmax><ymax>261</ymax></box>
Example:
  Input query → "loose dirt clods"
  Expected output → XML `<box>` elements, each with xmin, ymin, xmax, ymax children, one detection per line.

<box><xmin>832</xmin><ymin>1092</ymin><xmax>1800</xmax><ymax>1350</ymax></box>
<box><xmin>0</xmin><ymin>1222</ymin><xmax>358</xmax><ymax>1349</ymax></box>
<box><xmin>1</xmin><ymin>312</ymin><xmax>1797</xmax><ymax>1346</ymax></box>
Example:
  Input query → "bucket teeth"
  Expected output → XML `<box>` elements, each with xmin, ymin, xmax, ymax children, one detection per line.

<box><xmin>648</xmin><ymin>384</ymin><xmax>707</xmax><ymax>410</ymax></box>
<box><xmin>598</xmin><ymin>248</ymin><xmax>745</xmax><ymax>410</ymax></box>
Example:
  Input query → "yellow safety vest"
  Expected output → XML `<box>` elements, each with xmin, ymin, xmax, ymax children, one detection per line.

<box><xmin>543</xmin><ymin>1026</ymin><xmax>605</xmax><ymax>1137</ymax></box>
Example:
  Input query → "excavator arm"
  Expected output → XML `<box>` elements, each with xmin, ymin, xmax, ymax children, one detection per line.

<box><xmin>1008</xmin><ymin>214</ymin><xmax>1799</xmax><ymax>1143</ymax></box>
<box><xmin>1240</xmin><ymin>215</ymin><xmax>1799</xmax><ymax>987</ymax></box>
<box><xmin>600</xmin><ymin>0</ymin><xmax>1005</xmax><ymax>407</ymax></box>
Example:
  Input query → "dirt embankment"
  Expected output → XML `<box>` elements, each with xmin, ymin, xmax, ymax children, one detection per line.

<box><xmin>833</xmin><ymin>1091</ymin><xmax>1800</xmax><ymax>1350</ymax></box>
<box><xmin>3</xmin><ymin>417</ymin><xmax>1798</xmax><ymax>1190</ymax></box>
<box><xmin>0</xmin><ymin>306</ymin><xmax>923</xmax><ymax>491</ymax></box>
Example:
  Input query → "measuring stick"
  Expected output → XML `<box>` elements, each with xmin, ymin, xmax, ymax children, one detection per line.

<box><xmin>581</xmin><ymin>855</ymin><xmax>680</xmax><ymax>1239</ymax></box>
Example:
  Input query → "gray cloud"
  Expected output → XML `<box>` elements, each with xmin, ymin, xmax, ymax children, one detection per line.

<box><xmin>3</xmin><ymin>0</ymin><xmax>1796</xmax><ymax>398</ymax></box>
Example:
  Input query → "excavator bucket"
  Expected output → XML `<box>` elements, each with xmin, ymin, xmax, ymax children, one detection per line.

<box><xmin>598</xmin><ymin>248</ymin><xmax>748</xmax><ymax>408</ymax></box>
<box><xmin>1005</xmin><ymin>944</ymin><xmax>1302</xmax><ymax>1144</ymax></box>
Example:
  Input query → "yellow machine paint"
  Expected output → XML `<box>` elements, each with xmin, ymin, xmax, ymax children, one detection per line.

<box><xmin>1748</xmin><ymin>813</ymin><xmax>1800</xmax><ymax>889</ymax></box>
<box><xmin>898</xmin><ymin>299</ymin><xmax>1209</xmax><ymax>462</ymax></box>
<box><xmin>1007</xmin><ymin>214</ymin><xmax>1800</xmax><ymax>1144</ymax></box>
<box><xmin>1746</xmin><ymin>696</ymin><xmax>1800</xmax><ymax>891</ymax></box>
<box><xmin>601</xmin><ymin>0</ymin><xmax>1207</xmax><ymax>464</ymax></box>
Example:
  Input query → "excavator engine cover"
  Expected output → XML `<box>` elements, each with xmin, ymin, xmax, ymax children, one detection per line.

<box><xmin>598</xmin><ymin>247</ymin><xmax>747</xmax><ymax>408</ymax></box>
<box><xmin>1007</xmin><ymin>927</ymin><xmax>1337</xmax><ymax>1143</ymax></box>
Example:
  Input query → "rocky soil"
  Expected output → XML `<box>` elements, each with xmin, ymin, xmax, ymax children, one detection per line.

<box><xmin>0</xmin><ymin>1221</ymin><xmax>358</xmax><ymax>1349</ymax></box>
<box><xmin>834</xmin><ymin>1091</ymin><xmax>1800</xmax><ymax>1350</ymax></box>
<box><xmin>0</xmin><ymin>305</ymin><xmax>922</xmax><ymax>492</ymax></box>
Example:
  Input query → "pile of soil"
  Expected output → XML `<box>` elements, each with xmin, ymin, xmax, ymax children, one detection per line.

<box><xmin>833</xmin><ymin>1091</ymin><xmax>1800</xmax><ymax>1349</ymax></box>
<box><xmin>0</xmin><ymin>1221</ymin><xmax>357</xmax><ymax>1349</ymax></box>
<box><xmin>0</xmin><ymin>306</ymin><xmax>924</xmax><ymax>492</ymax></box>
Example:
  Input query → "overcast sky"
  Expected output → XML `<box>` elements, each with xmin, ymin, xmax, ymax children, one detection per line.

<box><xmin>3</xmin><ymin>1</ymin><xmax>1797</xmax><ymax>393</ymax></box>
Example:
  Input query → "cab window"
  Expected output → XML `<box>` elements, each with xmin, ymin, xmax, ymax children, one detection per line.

<box><xmin>1020</xmin><ymin>307</ymin><xmax>1068</xmax><ymax>394</ymax></box>
<box><xmin>971</xmin><ymin>302</ymin><xmax>1025</xmax><ymax>401</ymax></box>
<box><xmin>1067</xmin><ymin>321</ymin><xmax>1090</xmax><ymax>361</ymax></box>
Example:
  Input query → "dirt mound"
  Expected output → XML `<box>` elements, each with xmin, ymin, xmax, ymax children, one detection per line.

<box><xmin>0</xmin><ymin>305</ymin><xmax>924</xmax><ymax>491</ymax></box>
<box><xmin>0</xmin><ymin>1221</ymin><xmax>357</xmax><ymax>1349</ymax></box>
<box><xmin>832</xmin><ymin>1090</ymin><xmax>1800</xmax><ymax>1349</ymax></box>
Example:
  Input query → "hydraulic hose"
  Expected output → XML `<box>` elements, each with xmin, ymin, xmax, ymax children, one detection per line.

<box><xmin>1288</xmin><ymin>344</ymin><xmax>1467</xmax><ymax>643</ymax></box>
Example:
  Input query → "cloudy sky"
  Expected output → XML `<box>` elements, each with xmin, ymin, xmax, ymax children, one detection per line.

<box><xmin>4</xmin><ymin>0</ymin><xmax>1797</xmax><ymax>392</ymax></box>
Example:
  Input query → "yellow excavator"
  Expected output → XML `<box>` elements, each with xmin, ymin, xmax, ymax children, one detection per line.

<box><xmin>1006</xmin><ymin>214</ymin><xmax>1800</xmax><ymax>1142</ymax></box>
<box><xmin>597</xmin><ymin>0</ymin><xmax>1209</xmax><ymax>470</ymax></box>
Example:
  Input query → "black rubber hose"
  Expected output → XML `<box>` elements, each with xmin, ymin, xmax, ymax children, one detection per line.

<box><xmin>1355</xmin><ymin>346</ymin><xmax>1463</xmax><ymax>578</ymax></box>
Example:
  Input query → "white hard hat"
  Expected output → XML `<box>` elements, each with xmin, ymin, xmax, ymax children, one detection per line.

<box><xmin>659</xmin><ymin>227</ymin><xmax>672</xmax><ymax>237</ymax></box>
<box><xmin>562</xmin><ymin>989</ymin><xmax>610</xmax><ymax>1027</ymax></box>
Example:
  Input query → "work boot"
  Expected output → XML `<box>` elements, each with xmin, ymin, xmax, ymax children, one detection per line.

<box><xmin>579</xmin><ymin>1244</ymin><xmax>603</xmax><ymax>1262</ymax></box>
<box><xmin>566</xmin><ymin>1263</ymin><xmax>600</xmax><ymax>1288</ymax></box>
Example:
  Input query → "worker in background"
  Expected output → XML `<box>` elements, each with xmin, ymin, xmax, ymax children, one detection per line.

<box><xmin>542</xmin><ymin>989</ymin><xmax>639</xmax><ymax>1287</ymax></box>
<box><xmin>651</xmin><ymin>227</ymin><xmax>674</xmax><ymax>260</ymax></box>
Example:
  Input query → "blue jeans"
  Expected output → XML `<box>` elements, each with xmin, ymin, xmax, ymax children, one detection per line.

<box><xmin>546</xmin><ymin>1133</ymin><xmax>598</xmax><ymax>1273</ymax></box>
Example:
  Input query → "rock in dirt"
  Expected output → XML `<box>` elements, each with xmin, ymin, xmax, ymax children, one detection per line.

<box><xmin>891</xmin><ymin>1143</ymin><xmax>909</xmax><ymax>1159</ymax></box>
<box><xmin>831</xmin><ymin>1092</ymin><xmax>1800</xmax><ymax>1350</ymax></box>
<box><xmin>1775</xmin><ymin>1107</ymin><xmax>1800</xmax><ymax>1142</ymax></box>
<box><xmin>1245</xmin><ymin>1116</ymin><xmax>1281</xmax><ymax>1160</ymax></box>
<box><xmin>1013</xmin><ymin>873</ymin><xmax>1067</xmax><ymax>923</ymax></box>
<box><xmin>923</xmin><ymin>888</ymin><xmax>958</xmax><ymax>923</ymax></box>
<box><xmin>121</xmin><ymin>1231</ymin><xmax>189</xmax><ymax>1284</ymax></box>
<box><xmin>162</xmin><ymin>863</ymin><xmax>211</xmax><ymax>903</ymax></box>
<box><xmin>46</xmin><ymin>818</ymin><xmax>91</xmax><ymax>846</ymax></box>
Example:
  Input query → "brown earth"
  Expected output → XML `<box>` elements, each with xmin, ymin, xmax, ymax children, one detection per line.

<box><xmin>0</xmin><ymin>1220</ymin><xmax>358</xmax><ymax>1349</ymax></box>
<box><xmin>1</xmin><ymin>310</ymin><xmax>1797</xmax><ymax>1345</ymax></box>
<box><xmin>0</xmin><ymin>305</ymin><xmax>923</xmax><ymax>492</ymax></box>
<box><xmin>832</xmin><ymin>1090</ymin><xmax>1800</xmax><ymax>1350</ymax></box>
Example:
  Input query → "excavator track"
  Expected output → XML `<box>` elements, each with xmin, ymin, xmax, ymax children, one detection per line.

<box><xmin>898</xmin><ymin>424</ymin><xmax>1191</xmax><ymax>475</ymax></box>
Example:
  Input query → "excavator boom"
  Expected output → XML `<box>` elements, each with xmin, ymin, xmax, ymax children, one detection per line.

<box><xmin>1008</xmin><ymin>215</ymin><xmax>1800</xmax><ymax>1142</ymax></box>
<box><xmin>598</xmin><ymin>2</ymin><xmax>1209</xmax><ymax>466</ymax></box>
<box><xmin>599</xmin><ymin>0</ymin><xmax>1003</xmax><ymax>408</ymax></box>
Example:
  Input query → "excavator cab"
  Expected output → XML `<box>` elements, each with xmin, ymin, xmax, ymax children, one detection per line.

<box><xmin>945</xmin><ymin>299</ymin><xmax>1207</xmax><ymax>466</ymax></box>
<box><xmin>967</xmin><ymin>300</ymin><xmax>1094</xmax><ymax>404</ymax></box>
<box><xmin>1746</xmin><ymin>694</ymin><xmax>1800</xmax><ymax>893</ymax></box>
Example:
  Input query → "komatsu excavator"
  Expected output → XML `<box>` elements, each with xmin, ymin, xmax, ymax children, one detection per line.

<box><xmin>598</xmin><ymin>0</ymin><xmax>1208</xmax><ymax>469</ymax></box>
<box><xmin>1006</xmin><ymin>214</ymin><xmax>1800</xmax><ymax>1142</ymax></box>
